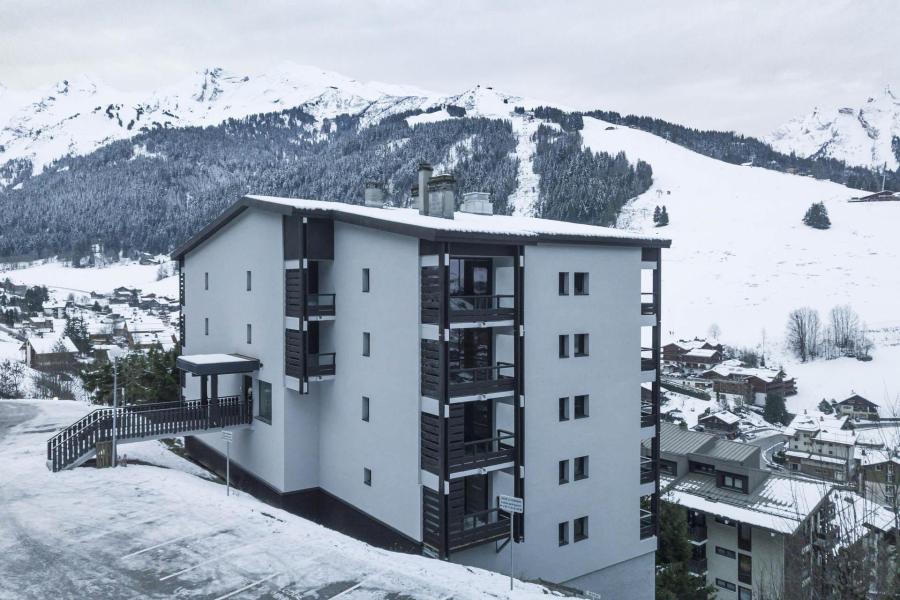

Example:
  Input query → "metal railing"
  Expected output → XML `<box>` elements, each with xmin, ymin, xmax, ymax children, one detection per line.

<box><xmin>641</xmin><ymin>347</ymin><xmax>658</xmax><ymax>372</ymax></box>
<box><xmin>640</xmin><ymin>455</ymin><xmax>657</xmax><ymax>484</ymax></box>
<box><xmin>448</xmin><ymin>362</ymin><xmax>515</xmax><ymax>397</ymax></box>
<box><xmin>307</xmin><ymin>293</ymin><xmax>336</xmax><ymax>318</ymax></box>
<box><xmin>449</xmin><ymin>507</ymin><xmax>511</xmax><ymax>550</ymax></box>
<box><xmin>641</xmin><ymin>401</ymin><xmax>658</xmax><ymax>428</ymax></box>
<box><xmin>449</xmin><ymin>429</ymin><xmax>515</xmax><ymax>473</ymax></box>
<box><xmin>640</xmin><ymin>508</ymin><xmax>656</xmax><ymax>539</ymax></box>
<box><xmin>448</xmin><ymin>294</ymin><xmax>515</xmax><ymax>321</ymax></box>
<box><xmin>689</xmin><ymin>523</ymin><xmax>708</xmax><ymax>543</ymax></box>
<box><xmin>47</xmin><ymin>396</ymin><xmax>251</xmax><ymax>472</ymax></box>
<box><xmin>641</xmin><ymin>292</ymin><xmax>656</xmax><ymax>316</ymax></box>
<box><xmin>688</xmin><ymin>557</ymin><xmax>708</xmax><ymax>574</ymax></box>
<box><xmin>308</xmin><ymin>352</ymin><xmax>336</xmax><ymax>377</ymax></box>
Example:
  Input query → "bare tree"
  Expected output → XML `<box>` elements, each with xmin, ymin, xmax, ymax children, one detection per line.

<box><xmin>786</xmin><ymin>307</ymin><xmax>822</xmax><ymax>362</ymax></box>
<box><xmin>707</xmin><ymin>323</ymin><xmax>721</xmax><ymax>340</ymax></box>
<box><xmin>829</xmin><ymin>305</ymin><xmax>860</xmax><ymax>354</ymax></box>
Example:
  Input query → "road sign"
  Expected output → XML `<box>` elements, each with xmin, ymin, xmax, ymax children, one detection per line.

<box><xmin>222</xmin><ymin>430</ymin><xmax>233</xmax><ymax>443</ymax></box>
<box><xmin>498</xmin><ymin>494</ymin><xmax>523</xmax><ymax>514</ymax></box>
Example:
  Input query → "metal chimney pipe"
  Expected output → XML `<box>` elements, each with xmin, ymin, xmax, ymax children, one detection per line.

<box><xmin>417</xmin><ymin>162</ymin><xmax>433</xmax><ymax>216</ymax></box>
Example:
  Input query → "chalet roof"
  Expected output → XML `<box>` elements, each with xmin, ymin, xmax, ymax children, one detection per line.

<box><xmin>684</xmin><ymin>348</ymin><xmax>720</xmax><ymax>359</ymax></box>
<box><xmin>702</xmin><ymin>360</ymin><xmax>783</xmax><ymax>383</ymax></box>
<box><xmin>172</xmin><ymin>195</ymin><xmax>671</xmax><ymax>260</ymax></box>
<box><xmin>27</xmin><ymin>335</ymin><xmax>77</xmax><ymax>355</ymax></box>
<box><xmin>836</xmin><ymin>394</ymin><xmax>878</xmax><ymax>408</ymax></box>
<box><xmin>784</xmin><ymin>450</ymin><xmax>847</xmax><ymax>466</ymax></box>
<box><xmin>699</xmin><ymin>410</ymin><xmax>741</xmax><ymax>425</ymax></box>
<box><xmin>785</xmin><ymin>413</ymin><xmax>851</xmax><ymax>437</ymax></box>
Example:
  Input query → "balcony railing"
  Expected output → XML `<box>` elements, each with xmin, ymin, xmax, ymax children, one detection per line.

<box><xmin>641</xmin><ymin>401</ymin><xmax>658</xmax><ymax>428</ymax></box>
<box><xmin>307</xmin><ymin>293</ymin><xmax>336</xmax><ymax>318</ymax></box>
<box><xmin>641</xmin><ymin>347</ymin><xmax>658</xmax><ymax>372</ymax></box>
<box><xmin>640</xmin><ymin>508</ymin><xmax>656</xmax><ymax>539</ymax></box>
<box><xmin>449</xmin><ymin>429</ymin><xmax>515</xmax><ymax>473</ymax></box>
<box><xmin>640</xmin><ymin>455</ymin><xmax>657</xmax><ymax>484</ymax></box>
<box><xmin>641</xmin><ymin>292</ymin><xmax>656</xmax><ymax>316</ymax></box>
<box><xmin>449</xmin><ymin>294</ymin><xmax>515</xmax><ymax>323</ymax></box>
<box><xmin>448</xmin><ymin>507</ymin><xmax>511</xmax><ymax>551</ymax></box>
<box><xmin>689</xmin><ymin>523</ymin><xmax>708</xmax><ymax>543</ymax></box>
<box><xmin>688</xmin><ymin>557</ymin><xmax>708</xmax><ymax>574</ymax></box>
<box><xmin>448</xmin><ymin>362</ymin><xmax>515</xmax><ymax>398</ymax></box>
<box><xmin>308</xmin><ymin>352</ymin><xmax>336</xmax><ymax>378</ymax></box>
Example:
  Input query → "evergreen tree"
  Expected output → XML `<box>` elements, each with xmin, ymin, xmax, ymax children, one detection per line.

<box><xmin>63</xmin><ymin>315</ymin><xmax>90</xmax><ymax>354</ymax></box>
<box><xmin>656</xmin><ymin>502</ymin><xmax>716</xmax><ymax>600</ymax></box>
<box><xmin>803</xmin><ymin>201</ymin><xmax>831</xmax><ymax>229</ymax></box>
<box><xmin>818</xmin><ymin>398</ymin><xmax>834</xmax><ymax>414</ymax></box>
<box><xmin>657</xmin><ymin>205</ymin><xmax>670</xmax><ymax>227</ymax></box>
<box><xmin>764</xmin><ymin>393</ymin><xmax>789</xmax><ymax>425</ymax></box>
<box><xmin>653</xmin><ymin>205</ymin><xmax>661</xmax><ymax>224</ymax></box>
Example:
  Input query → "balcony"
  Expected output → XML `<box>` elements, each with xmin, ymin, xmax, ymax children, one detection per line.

<box><xmin>307</xmin><ymin>293</ymin><xmax>335</xmax><ymax>320</ymax></box>
<box><xmin>308</xmin><ymin>352</ymin><xmax>336</xmax><ymax>379</ymax></box>
<box><xmin>640</xmin><ymin>508</ymin><xmax>656</xmax><ymax>539</ymax></box>
<box><xmin>641</xmin><ymin>292</ymin><xmax>656</xmax><ymax>316</ymax></box>
<box><xmin>448</xmin><ymin>363</ymin><xmax>515</xmax><ymax>399</ymax></box>
<box><xmin>448</xmin><ymin>429</ymin><xmax>515</xmax><ymax>474</ymax></box>
<box><xmin>448</xmin><ymin>508</ymin><xmax>511</xmax><ymax>552</ymax></box>
<box><xmin>449</xmin><ymin>295</ymin><xmax>515</xmax><ymax>324</ymax></box>
<box><xmin>689</xmin><ymin>523</ymin><xmax>708</xmax><ymax>544</ymax></box>
<box><xmin>688</xmin><ymin>557</ymin><xmax>708</xmax><ymax>575</ymax></box>
<box><xmin>641</xmin><ymin>400</ymin><xmax>658</xmax><ymax>428</ymax></box>
<box><xmin>640</xmin><ymin>455</ymin><xmax>657</xmax><ymax>484</ymax></box>
<box><xmin>641</xmin><ymin>348</ymin><xmax>658</xmax><ymax>373</ymax></box>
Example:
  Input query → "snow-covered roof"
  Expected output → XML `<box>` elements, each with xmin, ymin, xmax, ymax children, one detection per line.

<box><xmin>684</xmin><ymin>348</ymin><xmax>719</xmax><ymax>359</ymax></box>
<box><xmin>702</xmin><ymin>361</ymin><xmax>784</xmax><ymax>383</ymax></box>
<box><xmin>664</xmin><ymin>473</ymin><xmax>831</xmax><ymax>535</ymax></box>
<box><xmin>699</xmin><ymin>410</ymin><xmax>740</xmax><ymax>425</ymax></box>
<box><xmin>815</xmin><ymin>429</ymin><xmax>857</xmax><ymax>445</ymax></box>
<box><xmin>785</xmin><ymin>412</ymin><xmax>849</xmax><ymax>436</ymax></box>
<box><xmin>784</xmin><ymin>450</ymin><xmax>847</xmax><ymax>466</ymax></box>
<box><xmin>27</xmin><ymin>335</ymin><xmax>77</xmax><ymax>354</ymax></box>
<box><xmin>126</xmin><ymin>317</ymin><xmax>167</xmax><ymax>333</ymax></box>
<box><xmin>857</xmin><ymin>448</ymin><xmax>900</xmax><ymax>467</ymax></box>
<box><xmin>173</xmin><ymin>195</ymin><xmax>671</xmax><ymax>259</ymax></box>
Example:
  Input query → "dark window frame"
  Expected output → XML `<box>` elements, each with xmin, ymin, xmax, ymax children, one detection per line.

<box><xmin>246</xmin><ymin>323</ymin><xmax>252</xmax><ymax>344</ymax></box>
<box><xmin>362</xmin><ymin>396</ymin><xmax>370</xmax><ymax>422</ymax></box>
<box><xmin>558</xmin><ymin>272</ymin><xmax>569</xmax><ymax>296</ymax></box>
<box><xmin>574</xmin><ymin>333</ymin><xmax>589</xmax><ymax>357</ymax></box>
<box><xmin>690</xmin><ymin>460</ymin><xmax>716</xmax><ymax>475</ymax></box>
<box><xmin>574</xmin><ymin>516</ymin><xmax>589</xmax><ymax>542</ymax></box>
<box><xmin>559</xmin><ymin>397</ymin><xmax>569</xmax><ymax>421</ymax></box>
<box><xmin>362</xmin><ymin>268</ymin><xmax>370</xmax><ymax>293</ymax></box>
<box><xmin>363</xmin><ymin>332</ymin><xmax>371</xmax><ymax>357</ymax></box>
<box><xmin>738</xmin><ymin>522</ymin><xmax>752</xmax><ymax>552</ymax></box>
<box><xmin>716</xmin><ymin>579</ymin><xmax>736</xmax><ymax>592</ymax></box>
<box><xmin>364</xmin><ymin>467</ymin><xmax>372</xmax><ymax>486</ymax></box>
<box><xmin>574</xmin><ymin>394</ymin><xmax>589</xmax><ymax>419</ymax></box>
<box><xmin>256</xmin><ymin>379</ymin><xmax>272</xmax><ymax>424</ymax></box>
<box><xmin>720</xmin><ymin>471</ymin><xmax>749</xmax><ymax>494</ymax></box>
<box><xmin>715</xmin><ymin>546</ymin><xmax>736</xmax><ymax>559</ymax></box>
<box><xmin>204</xmin><ymin>272</ymin><xmax>209</xmax><ymax>290</ymax></box>
<box><xmin>204</xmin><ymin>317</ymin><xmax>209</xmax><ymax>336</ymax></box>
<box><xmin>738</xmin><ymin>553</ymin><xmax>752</xmax><ymax>585</ymax></box>
<box><xmin>559</xmin><ymin>459</ymin><xmax>569</xmax><ymax>484</ymax></box>
<box><xmin>559</xmin><ymin>335</ymin><xmax>569</xmax><ymax>358</ymax></box>
<box><xmin>574</xmin><ymin>272</ymin><xmax>589</xmax><ymax>295</ymax></box>
<box><xmin>558</xmin><ymin>521</ymin><xmax>569</xmax><ymax>546</ymax></box>
<box><xmin>246</xmin><ymin>270</ymin><xmax>252</xmax><ymax>291</ymax></box>
<box><xmin>574</xmin><ymin>456</ymin><xmax>589</xmax><ymax>481</ymax></box>
<box><xmin>660</xmin><ymin>459</ymin><xmax>678</xmax><ymax>477</ymax></box>
<box><xmin>739</xmin><ymin>587</ymin><xmax>752</xmax><ymax>600</ymax></box>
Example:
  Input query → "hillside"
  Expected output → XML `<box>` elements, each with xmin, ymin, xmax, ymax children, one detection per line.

<box><xmin>581</xmin><ymin>117</ymin><xmax>900</xmax><ymax>347</ymax></box>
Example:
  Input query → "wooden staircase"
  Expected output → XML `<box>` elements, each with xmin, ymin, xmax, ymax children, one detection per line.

<box><xmin>47</xmin><ymin>396</ymin><xmax>252</xmax><ymax>472</ymax></box>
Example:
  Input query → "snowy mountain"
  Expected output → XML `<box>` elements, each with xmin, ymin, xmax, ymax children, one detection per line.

<box><xmin>768</xmin><ymin>86</ymin><xmax>900</xmax><ymax>170</ymax></box>
<box><xmin>0</xmin><ymin>63</ymin><xmax>534</xmax><ymax>175</ymax></box>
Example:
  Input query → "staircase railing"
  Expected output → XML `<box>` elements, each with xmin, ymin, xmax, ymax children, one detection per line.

<box><xmin>47</xmin><ymin>396</ymin><xmax>251</xmax><ymax>472</ymax></box>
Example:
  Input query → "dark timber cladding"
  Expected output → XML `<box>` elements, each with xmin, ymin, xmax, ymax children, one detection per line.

<box><xmin>283</xmin><ymin>215</ymin><xmax>307</xmax><ymax>387</ymax></box>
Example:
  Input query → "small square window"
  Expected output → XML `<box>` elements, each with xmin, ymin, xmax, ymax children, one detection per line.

<box><xmin>574</xmin><ymin>395</ymin><xmax>589</xmax><ymax>419</ymax></box>
<box><xmin>559</xmin><ymin>459</ymin><xmax>569</xmax><ymax>484</ymax></box>
<box><xmin>246</xmin><ymin>270</ymin><xmax>252</xmax><ymax>291</ymax></box>
<box><xmin>362</xmin><ymin>396</ymin><xmax>370</xmax><ymax>422</ymax></box>
<box><xmin>559</xmin><ymin>335</ymin><xmax>569</xmax><ymax>358</ymax></box>
<box><xmin>362</xmin><ymin>268</ymin><xmax>370</xmax><ymax>293</ymax></box>
<box><xmin>739</xmin><ymin>587</ymin><xmax>752</xmax><ymax>600</ymax></box>
<box><xmin>574</xmin><ymin>272</ymin><xmax>589</xmax><ymax>295</ymax></box>
<box><xmin>574</xmin><ymin>456</ymin><xmax>589</xmax><ymax>481</ymax></box>
<box><xmin>559</xmin><ymin>397</ymin><xmax>569</xmax><ymax>421</ymax></box>
<box><xmin>204</xmin><ymin>272</ymin><xmax>209</xmax><ymax>290</ymax></box>
<box><xmin>558</xmin><ymin>272</ymin><xmax>569</xmax><ymax>295</ymax></box>
<box><xmin>558</xmin><ymin>522</ymin><xmax>569</xmax><ymax>546</ymax></box>
<box><xmin>363</xmin><ymin>332</ymin><xmax>371</xmax><ymax>356</ymax></box>
<box><xmin>574</xmin><ymin>334</ymin><xmax>589</xmax><ymax>357</ymax></box>
<box><xmin>364</xmin><ymin>468</ymin><xmax>372</xmax><ymax>486</ymax></box>
<box><xmin>246</xmin><ymin>323</ymin><xmax>252</xmax><ymax>344</ymax></box>
<box><xmin>204</xmin><ymin>317</ymin><xmax>209</xmax><ymax>336</ymax></box>
<box><xmin>574</xmin><ymin>516</ymin><xmax>589</xmax><ymax>542</ymax></box>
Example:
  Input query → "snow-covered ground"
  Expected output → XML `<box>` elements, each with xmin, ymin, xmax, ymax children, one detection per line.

<box><xmin>1</xmin><ymin>259</ymin><xmax>178</xmax><ymax>299</ymax></box>
<box><xmin>0</xmin><ymin>399</ymin><xmax>557</xmax><ymax>600</ymax></box>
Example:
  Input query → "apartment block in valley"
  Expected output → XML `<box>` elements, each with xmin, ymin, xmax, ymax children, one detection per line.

<box><xmin>784</xmin><ymin>413</ymin><xmax>857</xmax><ymax>484</ymax></box>
<box><xmin>167</xmin><ymin>165</ymin><xmax>670</xmax><ymax>598</ymax></box>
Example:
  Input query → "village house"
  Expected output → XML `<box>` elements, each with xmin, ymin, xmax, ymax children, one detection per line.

<box><xmin>701</xmin><ymin>360</ymin><xmax>796</xmax><ymax>408</ymax></box>
<box><xmin>23</xmin><ymin>335</ymin><xmax>79</xmax><ymax>371</ymax></box>
<box><xmin>42</xmin><ymin>300</ymin><xmax>69</xmax><ymax>319</ymax></box>
<box><xmin>662</xmin><ymin>338</ymin><xmax>723</xmax><ymax>369</ymax></box>
<box><xmin>834</xmin><ymin>394</ymin><xmax>879</xmax><ymax>421</ymax></box>
<box><xmin>27</xmin><ymin>316</ymin><xmax>54</xmax><ymax>334</ymax></box>
<box><xmin>857</xmin><ymin>449</ymin><xmax>899</xmax><ymax>508</ymax></box>
<box><xmin>784</xmin><ymin>413</ymin><xmax>857</xmax><ymax>484</ymax></box>
<box><xmin>697</xmin><ymin>410</ymin><xmax>741</xmax><ymax>436</ymax></box>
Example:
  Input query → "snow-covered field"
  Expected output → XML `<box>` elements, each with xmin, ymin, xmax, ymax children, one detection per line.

<box><xmin>1</xmin><ymin>259</ymin><xmax>178</xmax><ymax>299</ymax></box>
<box><xmin>0</xmin><ymin>399</ymin><xmax>556</xmax><ymax>600</ymax></box>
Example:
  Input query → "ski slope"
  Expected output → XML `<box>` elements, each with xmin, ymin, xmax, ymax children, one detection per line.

<box><xmin>580</xmin><ymin>117</ymin><xmax>900</xmax><ymax>348</ymax></box>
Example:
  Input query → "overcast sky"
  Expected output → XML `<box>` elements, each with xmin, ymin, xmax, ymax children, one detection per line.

<box><xmin>1</xmin><ymin>0</ymin><xmax>897</xmax><ymax>136</ymax></box>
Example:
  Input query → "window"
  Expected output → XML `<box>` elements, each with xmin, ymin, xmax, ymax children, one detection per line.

<box><xmin>660</xmin><ymin>459</ymin><xmax>678</xmax><ymax>477</ymax></box>
<box><xmin>721</xmin><ymin>472</ymin><xmax>748</xmax><ymax>493</ymax></box>
<box><xmin>574</xmin><ymin>395</ymin><xmax>589</xmax><ymax>418</ymax></box>
<box><xmin>574</xmin><ymin>334</ymin><xmax>589</xmax><ymax>357</ymax></box>
<box><xmin>204</xmin><ymin>317</ymin><xmax>209</xmax><ymax>336</ymax></box>
<box><xmin>363</xmin><ymin>332</ymin><xmax>370</xmax><ymax>356</ymax></box>
<box><xmin>716</xmin><ymin>579</ymin><xmax>736</xmax><ymax>592</ymax></box>
<box><xmin>558</xmin><ymin>521</ymin><xmax>569</xmax><ymax>546</ymax></box>
<box><xmin>574</xmin><ymin>516</ymin><xmax>589</xmax><ymax>542</ymax></box>
<box><xmin>246</xmin><ymin>270</ymin><xmax>252</xmax><ymax>291</ymax></box>
<box><xmin>738</xmin><ymin>522</ymin><xmax>752</xmax><ymax>551</ymax></box>
<box><xmin>257</xmin><ymin>380</ymin><xmax>272</xmax><ymax>424</ymax></box>
<box><xmin>204</xmin><ymin>272</ymin><xmax>209</xmax><ymax>290</ymax></box>
<box><xmin>574</xmin><ymin>272</ymin><xmax>589</xmax><ymax>295</ymax></box>
<box><xmin>558</xmin><ymin>272</ymin><xmax>569</xmax><ymax>295</ymax></box>
<box><xmin>363</xmin><ymin>468</ymin><xmax>372</xmax><ymax>486</ymax></box>
<box><xmin>246</xmin><ymin>323</ymin><xmax>252</xmax><ymax>344</ymax></box>
<box><xmin>362</xmin><ymin>268</ymin><xmax>370</xmax><ymax>292</ymax></box>
<box><xmin>559</xmin><ymin>335</ymin><xmax>569</xmax><ymax>358</ymax></box>
<box><xmin>559</xmin><ymin>459</ymin><xmax>569</xmax><ymax>484</ymax></box>
<box><xmin>738</xmin><ymin>554</ymin><xmax>752</xmax><ymax>585</ymax></box>
<box><xmin>715</xmin><ymin>546</ymin><xmax>736</xmax><ymax>559</ymax></box>
<box><xmin>739</xmin><ymin>587</ymin><xmax>753</xmax><ymax>600</ymax></box>
<box><xmin>574</xmin><ymin>456</ymin><xmax>589</xmax><ymax>481</ymax></box>
<box><xmin>362</xmin><ymin>396</ymin><xmax>370</xmax><ymax>422</ymax></box>
<box><xmin>690</xmin><ymin>461</ymin><xmax>716</xmax><ymax>475</ymax></box>
<box><xmin>559</xmin><ymin>397</ymin><xmax>569</xmax><ymax>421</ymax></box>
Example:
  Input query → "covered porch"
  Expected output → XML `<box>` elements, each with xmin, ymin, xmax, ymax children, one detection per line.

<box><xmin>176</xmin><ymin>353</ymin><xmax>260</xmax><ymax>422</ymax></box>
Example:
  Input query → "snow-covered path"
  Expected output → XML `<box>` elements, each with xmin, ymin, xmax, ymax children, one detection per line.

<box><xmin>508</xmin><ymin>115</ymin><xmax>541</xmax><ymax>216</ymax></box>
<box><xmin>0</xmin><ymin>400</ymin><xmax>555</xmax><ymax>600</ymax></box>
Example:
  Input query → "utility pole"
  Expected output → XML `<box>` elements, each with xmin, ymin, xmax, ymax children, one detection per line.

<box><xmin>111</xmin><ymin>360</ymin><xmax>118</xmax><ymax>467</ymax></box>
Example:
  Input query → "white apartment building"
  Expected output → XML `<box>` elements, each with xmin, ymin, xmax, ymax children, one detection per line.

<box><xmin>784</xmin><ymin>413</ymin><xmax>857</xmax><ymax>483</ymax></box>
<box><xmin>168</xmin><ymin>164</ymin><xmax>670</xmax><ymax>598</ymax></box>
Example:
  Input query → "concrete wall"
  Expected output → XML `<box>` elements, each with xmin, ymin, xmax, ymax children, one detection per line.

<box><xmin>705</xmin><ymin>519</ymin><xmax>784</xmax><ymax>599</ymax></box>
<box><xmin>454</xmin><ymin>243</ymin><xmax>655</xmax><ymax>593</ymax></box>
<box><xmin>182</xmin><ymin>209</ymin><xmax>290</xmax><ymax>492</ymax></box>
<box><xmin>565</xmin><ymin>552</ymin><xmax>655</xmax><ymax>600</ymax></box>
<box><xmin>314</xmin><ymin>221</ymin><xmax>423</xmax><ymax>541</ymax></box>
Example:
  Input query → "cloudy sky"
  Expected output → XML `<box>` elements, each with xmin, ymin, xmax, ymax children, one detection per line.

<box><xmin>1</xmin><ymin>0</ymin><xmax>897</xmax><ymax>135</ymax></box>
